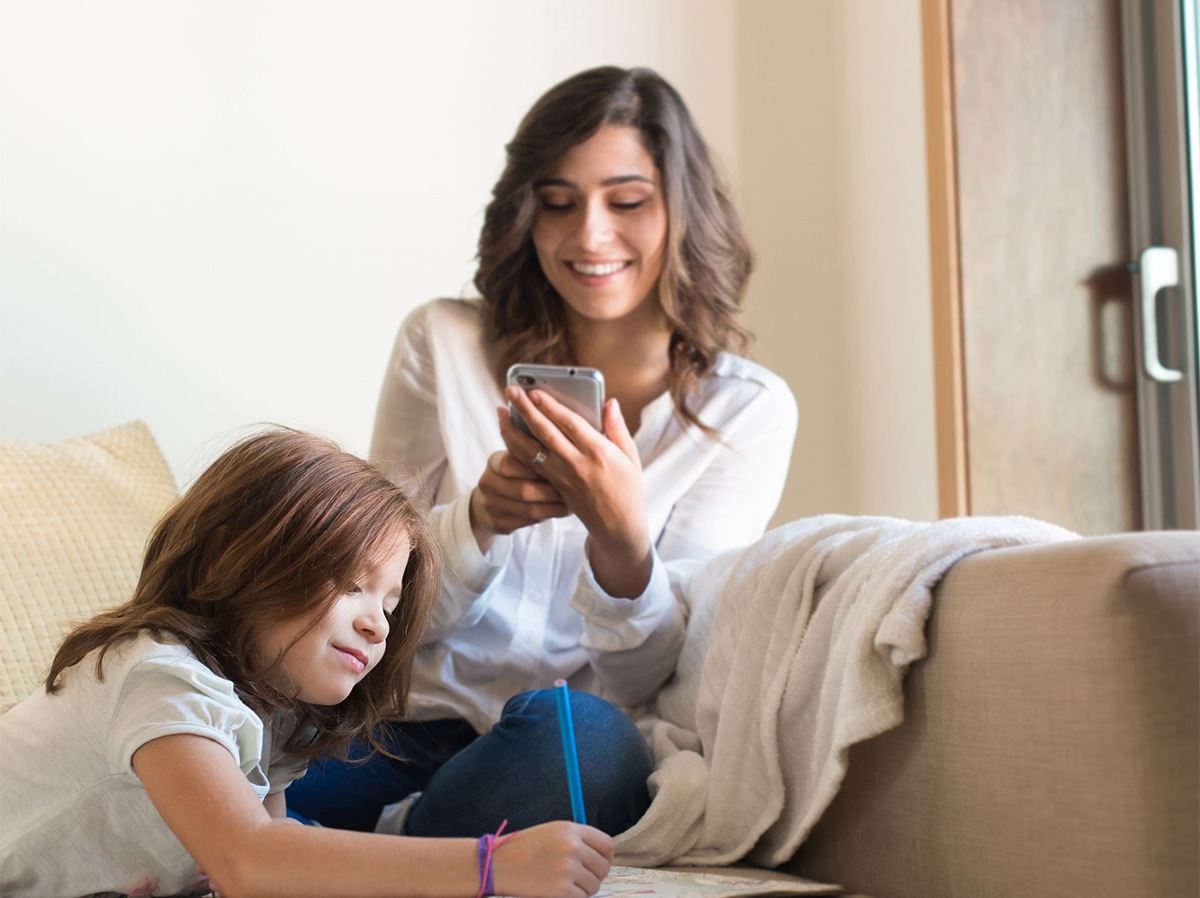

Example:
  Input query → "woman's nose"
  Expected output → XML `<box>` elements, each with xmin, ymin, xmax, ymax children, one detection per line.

<box><xmin>576</xmin><ymin>199</ymin><xmax>614</xmax><ymax>248</ymax></box>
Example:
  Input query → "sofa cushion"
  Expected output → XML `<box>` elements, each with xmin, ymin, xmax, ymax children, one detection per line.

<box><xmin>0</xmin><ymin>422</ymin><xmax>177</xmax><ymax>703</ymax></box>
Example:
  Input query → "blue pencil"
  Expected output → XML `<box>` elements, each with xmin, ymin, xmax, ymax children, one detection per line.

<box><xmin>553</xmin><ymin>678</ymin><xmax>587</xmax><ymax>825</ymax></box>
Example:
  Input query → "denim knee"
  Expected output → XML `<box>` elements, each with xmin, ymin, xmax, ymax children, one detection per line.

<box><xmin>500</xmin><ymin>688</ymin><xmax>653</xmax><ymax>834</ymax></box>
<box><xmin>408</xmin><ymin>688</ymin><xmax>653</xmax><ymax>837</ymax></box>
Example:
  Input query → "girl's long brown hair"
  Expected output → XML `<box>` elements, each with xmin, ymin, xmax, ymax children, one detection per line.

<box><xmin>475</xmin><ymin>65</ymin><xmax>754</xmax><ymax>433</ymax></box>
<box><xmin>46</xmin><ymin>428</ymin><xmax>440</xmax><ymax>762</ymax></box>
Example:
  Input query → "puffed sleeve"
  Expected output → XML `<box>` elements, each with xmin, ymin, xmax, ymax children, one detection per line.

<box><xmin>109</xmin><ymin>654</ymin><xmax>272</xmax><ymax>800</ymax></box>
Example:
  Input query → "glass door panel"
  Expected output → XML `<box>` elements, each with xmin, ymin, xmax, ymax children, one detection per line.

<box><xmin>1122</xmin><ymin>0</ymin><xmax>1200</xmax><ymax>529</ymax></box>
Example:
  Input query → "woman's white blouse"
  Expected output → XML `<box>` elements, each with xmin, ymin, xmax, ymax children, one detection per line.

<box><xmin>371</xmin><ymin>298</ymin><xmax>798</xmax><ymax>734</ymax></box>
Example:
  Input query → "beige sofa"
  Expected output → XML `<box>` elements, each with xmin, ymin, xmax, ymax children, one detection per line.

<box><xmin>2</xmin><ymin>422</ymin><xmax>1197</xmax><ymax>898</ymax></box>
<box><xmin>786</xmin><ymin>529</ymin><xmax>1199</xmax><ymax>898</ymax></box>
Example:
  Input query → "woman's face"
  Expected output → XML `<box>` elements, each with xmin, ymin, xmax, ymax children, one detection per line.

<box><xmin>531</xmin><ymin>125</ymin><xmax>668</xmax><ymax>327</ymax></box>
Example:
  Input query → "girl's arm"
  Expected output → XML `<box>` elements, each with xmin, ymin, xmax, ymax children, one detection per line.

<box><xmin>262</xmin><ymin>789</ymin><xmax>288</xmax><ymax>819</ymax></box>
<box><xmin>133</xmin><ymin>733</ymin><xmax>612</xmax><ymax>898</ymax></box>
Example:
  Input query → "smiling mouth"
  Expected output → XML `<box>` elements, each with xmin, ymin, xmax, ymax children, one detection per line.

<box><xmin>335</xmin><ymin>646</ymin><xmax>368</xmax><ymax>673</ymax></box>
<box><xmin>569</xmin><ymin>260</ymin><xmax>629</xmax><ymax>276</ymax></box>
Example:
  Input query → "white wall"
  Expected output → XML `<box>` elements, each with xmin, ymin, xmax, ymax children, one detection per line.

<box><xmin>0</xmin><ymin>0</ymin><xmax>739</xmax><ymax>485</ymax></box>
<box><xmin>1</xmin><ymin>0</ymin><xmax>936</xmax><ymax>523</ymax></box>
<box><xmin>737</xmin><ymin>0</ymin><xmax>937</xmax><ymax>524</ymax></box>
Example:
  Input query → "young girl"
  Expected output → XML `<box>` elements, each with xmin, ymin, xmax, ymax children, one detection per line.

<box><xmin>0</xmin><ymin>429</ymin><xmax>613</xmax><ymax>898</ymax></box>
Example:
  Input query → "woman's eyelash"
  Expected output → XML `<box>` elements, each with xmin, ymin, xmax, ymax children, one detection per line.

<box><xmin>538</xmin><ymin>199</ymin><xmax>647</xmax><ymax>212</ymax></box>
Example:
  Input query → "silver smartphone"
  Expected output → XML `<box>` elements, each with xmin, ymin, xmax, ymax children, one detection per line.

<box><xmin>506</xmin><ymin>364</ymin><xmax>605</xmax><ymax>436</ymax></box>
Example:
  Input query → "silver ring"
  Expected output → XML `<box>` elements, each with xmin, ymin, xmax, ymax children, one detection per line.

<box><xmin>531</xmin><ymin>450</ymin><xmax>547</xmax><ymax>467</ymax></box>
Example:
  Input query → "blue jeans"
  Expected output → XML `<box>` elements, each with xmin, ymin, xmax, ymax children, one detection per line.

<box><xmin>285</xmin><ymin>689</ymin><xmax>653</xmax><ymax>837</ymax></box>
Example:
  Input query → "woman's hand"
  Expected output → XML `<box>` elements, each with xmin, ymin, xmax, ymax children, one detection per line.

<box><xmin>499</xmin><ymin>386</ymin><xmax>652</xmax><ymax>598</ymax></box>
<box><xmin>492</xmin><ymin>821</ymin><xmax>613</xmax><ymax>898</ymax></box>
<box><xmin>469</xmin><ymin>447</ymin><xmax>571</xmax><ymax>552</ymax></box>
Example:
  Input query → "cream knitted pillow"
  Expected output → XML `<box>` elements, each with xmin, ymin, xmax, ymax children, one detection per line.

<box><xmin>0</xmin><ymin>422</ymin><xmax>177</xmax><ymax>703</ymax></box>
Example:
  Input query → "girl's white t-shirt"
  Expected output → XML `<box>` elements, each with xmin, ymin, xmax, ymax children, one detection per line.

<box><xmin>0</xmin><ymin>632</ymin><xmax>307</xmax><ymax>898</ymax></box>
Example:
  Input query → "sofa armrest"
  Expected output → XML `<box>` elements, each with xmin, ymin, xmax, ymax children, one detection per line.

<box><xmin>785</xmin><ymin>531</ymin><xmax>1199</xmax><ymax>898</ymax></box>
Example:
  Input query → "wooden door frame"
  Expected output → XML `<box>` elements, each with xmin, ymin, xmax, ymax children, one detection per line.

<box><xmin>922</xmin><ymin>0</ymin><xmax>969</xmax><ymax>518</ymax></box>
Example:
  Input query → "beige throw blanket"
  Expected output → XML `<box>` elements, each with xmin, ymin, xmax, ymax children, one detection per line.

<box><xmin>613</xmin><ymin>514</ymin><xmax>1076</xmax><ymax>867</ymax></box>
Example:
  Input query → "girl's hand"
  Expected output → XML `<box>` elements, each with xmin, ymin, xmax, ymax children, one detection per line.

<box><xmin>501</xmin><ymin>387</ymin><xmax>652</xmax><ymax>598</ymax></box>
<box><xmin>492</xmin><ymin>821</ymin><xmax>613</xmax><ymax>898</ymax></box>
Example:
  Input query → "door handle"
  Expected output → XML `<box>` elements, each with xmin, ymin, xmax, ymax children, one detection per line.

<box><xmin>1137</xmin><ymin>246</ymin><xmax>1184</xmax><ymax>382</ymax></box>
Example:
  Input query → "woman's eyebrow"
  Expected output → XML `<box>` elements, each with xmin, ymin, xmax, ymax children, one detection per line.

<box><xmin>533</xmin><ymin>174</ymin><xmax>656</xmax><ymax>189</ymax></box>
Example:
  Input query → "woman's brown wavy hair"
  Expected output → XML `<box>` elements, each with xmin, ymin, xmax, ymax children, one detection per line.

<box><xmin>475</xmin><ymin>65</ymin><xmax>753</xmax><ymax>432</ymax></box>
<box><xmin>46</xmin><ymin>428</ymin><xmax>440</xmax><ymax>762</ymax></box>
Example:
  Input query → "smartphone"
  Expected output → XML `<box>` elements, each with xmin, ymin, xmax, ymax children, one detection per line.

<box><xmin>506</xmin><ymin>364</ymin><xmax>605</xmax><ymax>436</ymax></box>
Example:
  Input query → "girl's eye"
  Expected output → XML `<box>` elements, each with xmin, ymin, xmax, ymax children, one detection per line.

<box><xmin>539</xmin><ymin>198</ymin><xmax>573</xmax><ymax>212</ymax></box>
<box><xmin>347</xmin><ymin>585</ymin><xmax>362</xmax><ymax>595</ymax></box>
<box><xmin>611</xmin><ymin>200</ymin><xmax>646</xmax><ymax>211</ymax></box>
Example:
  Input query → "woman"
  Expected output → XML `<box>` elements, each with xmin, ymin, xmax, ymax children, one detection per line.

<box><xmin>287</xmin><ymin>65</ymin><xmax>797</xmax><ymax>841</ymax></box>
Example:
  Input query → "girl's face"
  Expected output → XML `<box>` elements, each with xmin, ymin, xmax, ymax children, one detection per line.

<box><xmin>531</xmin><ymin>125</ymin><xmax>669</xmax><ymax>328</ymax></box>
<box><xmin>255</xmin><ymin>539</ymin><xmax>410</xmax><ymax>706</ymax></box>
